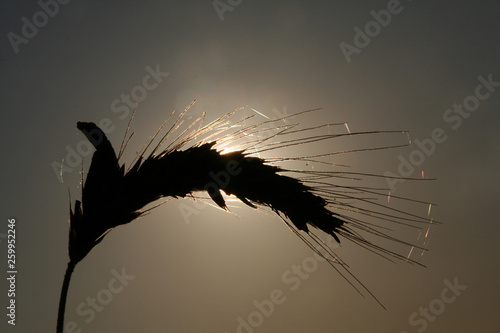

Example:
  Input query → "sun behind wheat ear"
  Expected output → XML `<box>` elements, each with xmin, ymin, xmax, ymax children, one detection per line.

<box><xmin>57</xmin><ymin>103</ymin><xmax>436</xmax><ymax>332</ymax></box>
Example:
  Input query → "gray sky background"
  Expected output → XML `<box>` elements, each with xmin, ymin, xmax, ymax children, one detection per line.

<box><xmin>1</xmin><ymin>1</ymin><xmax>499</xmax><ymax>332</ymax></box>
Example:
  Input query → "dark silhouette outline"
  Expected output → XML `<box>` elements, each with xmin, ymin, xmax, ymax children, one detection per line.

<box><xmin>56</xmin><ymin>106</ymin><xmax>436</xmax><ymax>332</ymax></box>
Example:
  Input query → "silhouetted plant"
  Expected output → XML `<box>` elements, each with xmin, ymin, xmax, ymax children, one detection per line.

<box><xmin>57</xmin><ymin>104</ymin><xmax>435</xmax><ymax>332</ymax></box>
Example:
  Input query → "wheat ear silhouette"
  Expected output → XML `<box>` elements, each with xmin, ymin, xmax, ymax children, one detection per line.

<box><xmin>56</xmin><ymin>104</ymin><xmax>435</xmax><ymax>332</ymax></box>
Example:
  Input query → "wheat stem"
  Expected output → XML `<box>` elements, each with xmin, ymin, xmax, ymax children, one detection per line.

<box><xmin>56</xmin><ymin>261</ymin><xmax>76</xmax><ymax>333</ymax></box>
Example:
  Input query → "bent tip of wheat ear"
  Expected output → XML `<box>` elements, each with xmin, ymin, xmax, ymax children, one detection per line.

<box><xmin>68</xmin><ymin>105</ymin><xmax>437</xmax><ymax>305</ymax></box>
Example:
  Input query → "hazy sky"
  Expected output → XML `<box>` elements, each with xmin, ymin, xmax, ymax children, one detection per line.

<box><xmin>1</xmin><ymin>1</ymin><xmax>499</xmax><ymax>332</ymax></box>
